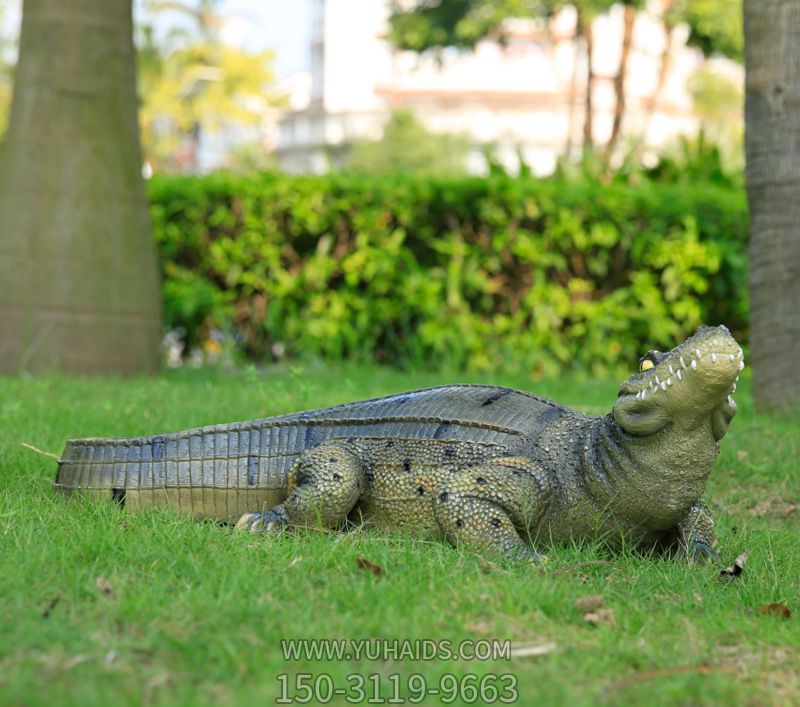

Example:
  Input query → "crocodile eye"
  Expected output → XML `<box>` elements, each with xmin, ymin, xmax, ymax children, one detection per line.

<box><xmin>639</xmin><ymin>350</ymin><xmax>662</xmax><ymax>372</ymax></box>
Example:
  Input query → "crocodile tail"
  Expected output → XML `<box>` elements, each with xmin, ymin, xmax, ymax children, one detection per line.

<box><xmin>55</xmin><ymin>425</ymin><xmax>288</xmax><ymax>522</ymax></box>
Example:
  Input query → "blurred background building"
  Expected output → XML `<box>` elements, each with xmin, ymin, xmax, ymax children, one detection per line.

<box><xmin>0</xmin><ymin>0</ymin><xmax>744</xmax><ymax>176</ymax></box>
<box><xmin>276</xmin><ymin>0</ymin><xmax>742</xmax><ymax>175</ymax></box>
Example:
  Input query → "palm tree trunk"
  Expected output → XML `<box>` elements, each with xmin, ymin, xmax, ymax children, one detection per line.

<box><xmin>744</xmin><ymin>0</ymin><xmax>800</xmax><ymax>410</ymax></box>
<box><xmin>0</xmin><ymin>0</ymin><xmax>161</xmax><ymax>375</ymax></box>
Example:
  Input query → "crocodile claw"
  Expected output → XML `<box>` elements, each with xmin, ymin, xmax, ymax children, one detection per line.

<box><xmin>235</xmin><ymin>508</ymin><xmax>288</xmax><ymax>533</ymax></box>
<box><xmin>504</xmin><ymin>545</ymin><xmax>548</xmax><ymax>564</ymax></box>
<box><xmin>686</xmin><ymin>540</ymin><xmax>721</xmax><ymax>565</ymax></box>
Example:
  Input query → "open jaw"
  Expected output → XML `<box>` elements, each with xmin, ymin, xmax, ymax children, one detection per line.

<box><xmin>612</xmin><ymin>325</ymin><xmax>744</xmax><ymax>438</ymax></box>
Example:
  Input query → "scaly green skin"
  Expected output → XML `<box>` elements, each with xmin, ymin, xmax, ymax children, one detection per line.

<box><xmin>55</xmin><ymin>326</ymin><xmax>742</xmax><ymax>561</ymax></box>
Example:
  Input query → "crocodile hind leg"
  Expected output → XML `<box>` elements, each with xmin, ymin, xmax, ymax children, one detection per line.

<box><xmin>236</xmin><ymin>441</ymin><xmax>365</xmax><ymax>533</ymax></box>
<box><xmin>433</xmin><ymin>456</ymin><xmax>551</xmax><ymax>561</ymax></box>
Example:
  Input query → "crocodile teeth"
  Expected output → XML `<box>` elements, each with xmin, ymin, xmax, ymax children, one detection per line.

<box><xmin>695</xmin><ymin>349</ymin><xmax>702</xmax><ymax>359</ymax></box>
<box><xmin>667</xmin><ymin>378</ymin><xmax>673</xmax><ymax>386</ymax></box>
<box><xmin>739</xmin><ymin>360</ymin><xmax>745</xmax><ymax>371</ymax></box>
<box><xmin>641</xmin><ymin>389</ymin><xmax>647</xmax><ymax>399</ymax></box>
<box><xmin>732</xmin><ymin>383</ymin><xmax>737</xmax><ymax>393</ymax></box>
<box><xmin>711</xmin><ymin>352</ymin><xmax>718</xmax><ymax>363</ymax></box>
<box><xmin>691</xmin><ymin>360</ymin><xmax>697</xmax><ymax>370</ymax></box>
<box><xmin>660</xmin><ymin>381</ymin><xmax>667</xmax><ymax>391</ymax></box>
<box><xmin>668</xmin><ymin>364</ymin><xmax>674</xmax><ymax>375</ymax></box>
<box><xmin>729</xmin><ymin>353</ymin><xmax>735</xmax><ymax>362</ymax></box>
<box><xmin>680</xmin><ymin>356</ymin><xmax>687</xmax><ymax>369</ymax></box>
<box><xmin>655</xmin><ymin>375</ymin><xmax>661</xmax><ymax>385</ymax></box>
<box><xmin>735</xmin><ymin>375</ymin><xmax>739</xmax><ymax>382</ymax></box>
<box><xmin>676</xmin><ymin>370</ymin><xmax>683</xmax><ymax>381</ymax></box>
<box><xmin>728</xmin><ymin>396</ymin><xmax>735</xmax><ymax>406</ymax></box>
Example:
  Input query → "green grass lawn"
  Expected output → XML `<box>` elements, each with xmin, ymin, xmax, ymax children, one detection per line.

<box><xmin>1</xmin><ymin>364</ymin><xmax>798</xmax><ymax>706</ymax></box>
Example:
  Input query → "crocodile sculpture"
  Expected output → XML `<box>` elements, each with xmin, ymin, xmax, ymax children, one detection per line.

<box><xmin>55</xmin><ymin>325</ymin><xmax>743</xmax><ymax>560</ymax></box>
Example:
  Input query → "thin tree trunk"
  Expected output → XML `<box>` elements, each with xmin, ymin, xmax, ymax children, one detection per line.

<box><xmin>563</xmin><ymin>11</ymin><xmax>581</xmax><ymax>158</ymax></box>
<box><xmin>605</xmin><ymin>3</ymin><xmax>636</xmax><ymax>159</ymax></box>
<box><xmin>578</xmin><ymin>11</ymin><xmax>594</xmax><ymax>152</ymax></box>
<box><xmin>0</xmin><ymin>0</ymin><xmax>161</xmax><ymax>374</ymax></box>
<box><xmin>641</xmin><ymin>0</ymin><xmax>674</xmax><ymax>145</ymax></box>
<box><xmin>744</xmin><ymin>0</ymin><xmax>800</xmax><ymax>410</ymax></box>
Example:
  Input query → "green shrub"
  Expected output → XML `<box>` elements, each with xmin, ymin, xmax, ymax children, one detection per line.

<box><xmin>148</xmin><ymin>172</ymin><xmax>748</xmax><ymax>376</ymax></box>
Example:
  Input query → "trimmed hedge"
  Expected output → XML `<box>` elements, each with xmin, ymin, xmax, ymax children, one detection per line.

<box><xmin>149</xmin><ymin>172</ymin><xmax>748</xmax><ymax>375</ymax></box>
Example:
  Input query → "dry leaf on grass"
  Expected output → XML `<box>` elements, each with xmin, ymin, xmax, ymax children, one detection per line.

<box><xmin>600</xmin><ymin>663</ymin><xmax>736</xmax><ymax>701</ymax></box>
<box><xmin>465</xmin><ymin>619</ymin><xmax>494</xmax><ymax>634</ymax></box>
<box><xmin>750</xmin><ymin>501</ymin><xmax>771</xmax><ymax>517</ymax></box>
<box><xmin>41</xmin><ymin>597</ymin><xmax>59</xmax><ymax>619</ymax></box>
<box><xmin>355</xmin><ymin>557</ymin><xmax>385</xmax><ymax>578</ymax></box>
<box><xmin>720</xmin><ymin>550</ymin><xmax>748</xmax><ymax>579</ymax></box>
<box><xmin>95</xmin><ymin>576</ymin><xmax>114</xmax><ymax>596</ymax></box>
<box><xmin>144</xmin><ymin>672</ymin><xmax>173</xmax><ymax>701</ymax></box>
<box><xmin>751</xmin><ymin>500</ymin><xmax>798</xmax><ymax>517</ymax></box>
<box><xmin>584</xmin><ymin>608</ymin><xmax>615</xmax><ymax>627</ymax></box>
<box><xmin>758</xmin><ymin>603</ymin><xmax>792</xmax><ymax>619</ymax></box>
<box><xmin>576</xmin><ymin>595</ymin><xmax>604</xmax><ymax>613</ymax></box>
<box><xmin>62</xmin><ymin>654</ymin><xmax>90</xmax><ymax>670</ymax></box>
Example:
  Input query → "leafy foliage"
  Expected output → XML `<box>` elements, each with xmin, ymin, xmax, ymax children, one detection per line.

<box><xmin>690</xmin><ymin>68</ymin><xmax>742</xmax><ymax>122</ymax></box>
<box><xmin>135</xmin><ymin>1</ymin><xmax>279</xmax><ymax>171</ymax></box>
<box><xmin>668</xmin><ymin>0</ymin><xmax>743</xmax><ymax>61</ymax></box>
<box><xmin>687</xmin><ymin>66</ymin><xmax>743</xmax><ymax>161</ymax></box>
<box><xmin>389</xmin><ymin>0</ymin><xmax>541</xmax><ymax>51</ymax></box>
<box><xmin>387</xmin><ymin>0</ymin><xmax>626</xmax><ymax>52</ymax></box>
<box><xmin>0</xmin><ymin>3</ymin><xmax>15</xmax><ymax>137</ymax></box>
<box><xmin>138</xmin><ymin>42</ymin><xmax>277</xmax><ymax>171</ymax></box>
<box><xmin>345</xmin><ymin>110</ymin><xmax>470</xmax><ymax>176</ymax></box>
<box><xmin>389</xmin><ymin>0</ymin><xmax>741</xmax><ymax>60</ymax></box>
<box><xmin>149</xmin><ymin>172</ymin><xmax>747</xmax><ymax>375</ymax></box>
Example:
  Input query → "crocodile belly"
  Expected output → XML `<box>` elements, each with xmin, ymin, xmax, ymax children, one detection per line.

<box><xmin>349</xmin><ymin>436</ymin><xmax>508</xmax><ymax>532</ymax></box>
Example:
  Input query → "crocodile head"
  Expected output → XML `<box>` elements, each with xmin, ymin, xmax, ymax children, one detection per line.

<box><xmin>613</xmin><ymin>325</ymin><xmax>743</xmax><ymax>440</ymax></box>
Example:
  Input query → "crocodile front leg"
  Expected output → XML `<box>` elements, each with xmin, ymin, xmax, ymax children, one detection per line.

<box><xmin>669</xmin><ymin>501</ymin><xmax>720</xmax><ymax>563</ymax></box>
<box><xmin>433</xmin><ymin>456</ymin><xmax>552</xmax><ymax>561</ymax></box>
<box><xmin>237</xmin><ymin>441</ymin><xmax>365</xmax><ymax>532</ymax></box>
